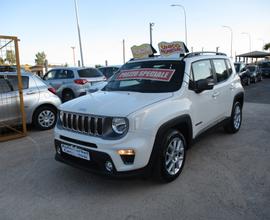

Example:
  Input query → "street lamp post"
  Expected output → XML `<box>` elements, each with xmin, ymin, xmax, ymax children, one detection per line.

<box><xmin>149</xmin><ymin>22</ymin><xmax>154</xmax><ymax>45</ymax></box>
<box><xmin>171</xmin><ymin>4</ymin><xmax>187</xmax><ymax>47</ymax></box>
<box><xmin>71</xmin><ymin>46</ymin><xmax>76</xmax><ymax>66</ymax></box>
<box><xmin>74</xmin><ymin>0</ymin><xmax>84</xmax><ymax>67</ymax></box>
<box><xmin>222</xmin><ymin>25</ymin><xmax>233</xmax><ymax>58</ymax></box>
<box><xmin>122</xmin><ymin>39</ymin><xmax>126</xmax><ymax>64</ymax></box>
<box><xmin>241</xmin><ymin>32</ymin><xmax>251</xmax><ymax>52</ymax></box>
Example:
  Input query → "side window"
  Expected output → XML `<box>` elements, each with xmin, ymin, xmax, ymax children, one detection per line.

<box><xmin>44</xmin><ymin>70</ymin><xmax>57</xmax><ymax>80</ymax></box>
<box><xmin>0</xmin><ymin>76</ymin><xmax>12</xmax><ymax>93</ymax></box>
<box><xmin>225</xmin><ymin>59</ymin><xmax>233</xmax><ymax>76</ymax></box>
<box><xmin>6</xmin><ymin>75</ymin><xmax>29</xmax><ymax>91</ymax></box>
<box><xmin>66</xmin><ymin>70</ymin><xmax>74</xmax><ymax>78</ymax></box>
<box><xmin>192</xmin><ymin>60</ymin><xmax>214</xmax><ymax>81</ymax></box>
<box><xmin>105</xmin><ymin>68</ymin><xmax>114</xmax><ymax>78</ymax></box>
<box><xmin>56</xmin><ymin>70</ymin><xmax>74</xmax><ymax>79</ymax></box>
<box><xmin>213</xmin><ymin>59</ymin><xmax>229</xmax><ymax>83</ymax></box>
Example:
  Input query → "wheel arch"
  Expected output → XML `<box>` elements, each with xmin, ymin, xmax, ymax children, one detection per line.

<box><xmin>32</xmin><ymin>103</ymin><xmax>58</xmax><ymax>124</ymax></box>
<box><xmin>62</xmin><ymin>88</ymin><xmax>75</xmax><ymax>97</ymax></box>
<box><xmin>146</xmin><ymin>114</ymin><xmax>193</xmax><ymax>172</ymax></box>
<box><xmin>233</xmin><ymin>92</ymin><xmax>244</xmax><ymax>108</ymax></box>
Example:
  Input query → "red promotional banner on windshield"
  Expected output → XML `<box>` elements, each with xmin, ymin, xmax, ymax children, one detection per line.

<box><xmin>116</xmin><ymin>68</ymin><xmax>175</xmax><ymax>82</ymax></box>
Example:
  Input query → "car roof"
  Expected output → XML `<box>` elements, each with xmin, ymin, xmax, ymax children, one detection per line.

<box><xmin>98</xmin><ymin>65</ymin><xmax>121</xmax><ymax>69</ymax></box>
<box><xmin>48</xmin><ymin>67</ymin><xmax>97</xmax><ymax>71</ymax></box>
<box><xmin>0</xmin><ymin>71</ymin><xmax>33</xmax><ymax>77</ymax></box>
<box><xmin>127</xmin><ymin>52</ymin><xmax>229</xmax><ymax>64</ymax></box>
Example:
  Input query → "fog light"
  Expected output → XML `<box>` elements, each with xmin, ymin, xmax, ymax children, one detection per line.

<box><xmin>56</xmin><ymin>146</ymin><xmax>61</xmax><ymax>154</ymax></box>
<box><xmin>117</xmin><ymin>149</ymin><xmax>135</xmax><ymax>156</ymax></box>
<box><xmin>105</xmin><ymin>161</ymin><xmax>113</xmax><ymax>172</ymax></box>
<box><xmin>117</xmin><ymin>149</ymin><xmax>135</xmax><ymax>165</ymax></box>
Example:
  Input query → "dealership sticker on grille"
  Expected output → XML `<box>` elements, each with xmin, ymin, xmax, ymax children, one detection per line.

<box><xmin>61</xmin><ymin>143</ymin><xmax>90</xmax><ymax>161</ymax></box>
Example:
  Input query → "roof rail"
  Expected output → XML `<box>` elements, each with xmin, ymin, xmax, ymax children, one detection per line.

<box><xmin>184</xmin><ymin>51</ymin><xmax>227</xmax><ymax>58</ymax></box>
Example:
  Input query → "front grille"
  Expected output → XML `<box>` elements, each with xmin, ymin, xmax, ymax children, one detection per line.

<box><xmin>60</xmin><ymin>112</ymin><xmax>104</xmax><ymax>136</ymax></box>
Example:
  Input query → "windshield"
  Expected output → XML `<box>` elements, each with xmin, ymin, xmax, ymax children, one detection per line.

<box><xmin>102</xmin><ymin>60</ymin><xmax>185</xmax><ymax>93</ymax></box>
<box><xmin>234</xmin><ymin>63</ymin><xmax>240</xmax><ymax>73</ymax></box>
<box><xmin>78</xmin><ymin>68</ymin><xmax>103</xmax><ymax>78</ymax></box>
<box><xmin>247</xmin><ymin>66</ymin><xmax>255</xmax><ymax>72</ymax></box>
<box><xmin>260</xmin><ymin>62</ymin><xmax>270</xmax><ymax>68</ymax></box>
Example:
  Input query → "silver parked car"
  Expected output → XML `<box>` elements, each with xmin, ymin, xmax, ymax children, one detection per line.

<box><xmin>0</xmin><ymin>72</ymin><xmax>61</xmax><ymax>130</ymax></box>
<box><xmin>43</xmin><ymin>67</ymin><xmax>106</xmax><ymax>102</ymax></box>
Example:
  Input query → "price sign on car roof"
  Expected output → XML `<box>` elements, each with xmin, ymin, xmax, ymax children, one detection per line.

<box><xmin>158</xmin><ymin>41</ymin><xmax>187</xmax><ymax>58</ymax></box>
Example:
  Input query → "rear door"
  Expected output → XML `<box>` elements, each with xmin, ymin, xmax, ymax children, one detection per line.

<box><xmin>211</xmin><ymin>59</ymin><xmax>231</xmax><ymax>118</ymax></box>
<box><xmin>0</xmin><ymin>75</ymin><xmax>13</xmax><ymax>125</ymax></box>
<box><xmin>5</xmin><ymin>75</ymin><xmax>30</xmax><ymax>123</ymax></box>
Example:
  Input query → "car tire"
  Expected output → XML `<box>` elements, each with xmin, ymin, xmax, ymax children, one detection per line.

<box><xmin>62</xmin><ymin>90</ymin><xmax>75</xmax><ymax>102</ymax></box>
<box><xmin>33</xmin><ymin>106</ymin><xmax>57</xmax><ymax>130</ymax></box>
<box><xmin>154</xmin><ymin>129</ymin><xmax>186</xmax><ymax>182</ymax></box>
<box><xmin>246</xmin><ymin>78</ymin><xmax>250</xmax><ymax>86</ymax></box>
<box><xmin>253</xmin><ymin>77</ymin><xmax>257</xmax><ymax>83</ymax></box>
<box><xmin>224</xmin><ymin>102</ymin><xmax>242</xmax><ymax>134</ymax></box>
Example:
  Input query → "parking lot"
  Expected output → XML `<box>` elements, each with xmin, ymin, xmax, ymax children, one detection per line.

<box><xmin>0</xmin><ymin>79</ymin><xmax>269</xmax><ymax>220</ymax></box>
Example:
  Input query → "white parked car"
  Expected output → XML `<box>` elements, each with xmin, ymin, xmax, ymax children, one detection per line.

<box><xmin>54</xmin><ymin>52</ymin><xmax>244</xmax><ymax>182</ymax></box>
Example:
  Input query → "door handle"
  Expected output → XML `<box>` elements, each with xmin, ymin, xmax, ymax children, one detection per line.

<box><xmin>26</xmin><ymin>90</ymin><xmax>36</xmax><ymax>95</ymax></box>
<box><xmin>230</xmin><ymin>83</ymin><xmax>235</xmax><ymax>90</ymax></box>
<box><xmin>212</xmin><ymin>92</ymin><xmax>220</xmax><ymax>98</ymax></box>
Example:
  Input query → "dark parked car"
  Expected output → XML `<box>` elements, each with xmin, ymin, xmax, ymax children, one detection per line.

<box><xmin>246</xmin><ymin>65</ymin><xmax>262</xmax><ymax>83</ymax></box>
<box><xmin>258</xmin><ymin>61</ymin><xmax>270</xmax><ymax>77</ymax></box>
<box><xmin>98</xmin><ymin>65</ymin><xmax>121</xmax><ymax>79</ymax></box>
<box><xmin>234</xmin><ymin>62</ymin><xmax>251</xmax><ymax>86</ymax></box>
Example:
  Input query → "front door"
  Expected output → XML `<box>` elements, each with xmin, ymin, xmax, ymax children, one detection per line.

<box><xmin>187</xmin><ymin>59</ymin><xmax>220</xmax><ymax>137</ymax></box>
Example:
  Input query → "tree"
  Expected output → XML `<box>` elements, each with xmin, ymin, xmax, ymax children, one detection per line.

<box><xmin>263</xmin><ymin>43</ymin><xmax>270</xmax><ymax>51</ymax></box>
<box><xmin>35</xmin><ymin>51</ymin><xmax>46</xmax><ymax>65</ymax></box>
<box><xmin>0</xmin><ymin>57</ymin><xmax>4</xmax><ymax>65</ymax></box>
<box><xmin>5</xmin><ymin>50</ymin><xmax>16</xmax><ymax>65</ymax></box>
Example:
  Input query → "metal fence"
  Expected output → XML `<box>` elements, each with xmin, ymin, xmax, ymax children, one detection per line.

<box><xmin>0</xmin><ymin>35</ymin><xmax>27</xmax><ymax>141</ymax></box>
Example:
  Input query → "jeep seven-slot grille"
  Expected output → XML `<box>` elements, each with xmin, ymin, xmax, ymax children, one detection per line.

<box><xmin>61</xmin><ymin>112</ymin><xmax>104</xmax><ymax>136</ymax></box>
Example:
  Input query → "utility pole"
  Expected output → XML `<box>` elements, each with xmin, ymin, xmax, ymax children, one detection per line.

<box><xmin>122</xmin><ymin>39</ymin><xmax>126</xmax><ymax>64</ymax></box>
<box><xmin>171</xmin><ymin>4</ymin><xmax>188</xmax><ymax>47</ymax></box>
<box><xmin>149</xmin><ymin>22</ymin><xmax>154</xmax><ymax>45</ymax></box>
<box><xmin>71</xmin><ymin>46</ymin><xmax>76</xmax><ymax>66</ymax></box>
<box><xmin>74</xmin><ymin>0</ymin><xmax>84</xmax><ymax>67</ymax></box>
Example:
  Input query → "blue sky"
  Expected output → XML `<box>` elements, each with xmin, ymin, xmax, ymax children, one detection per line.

<box><xmin>1</xmin><ymin>0</ymin><xmax>270</xmax><ymax>66</ymax></box>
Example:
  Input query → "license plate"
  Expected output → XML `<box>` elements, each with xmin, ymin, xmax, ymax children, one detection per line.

<box><xmin>61</xmin><ymin>143</ymin><xmax>90</xmax><ymax>161</ymax></box>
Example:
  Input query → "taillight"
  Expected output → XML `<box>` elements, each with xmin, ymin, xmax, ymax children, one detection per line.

<box><xmin>74</xmin><ymin>79</ymin><xmax>88</xmax><ymax>85</ymax></box>
<box><xmin>48</xmin><ymin>87</ymin><xmax>56</xmax><ymax>94</ymax></box>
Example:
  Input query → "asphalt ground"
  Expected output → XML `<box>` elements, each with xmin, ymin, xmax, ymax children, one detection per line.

<box><xmin>0</xmin><ymin>78</ymin><xmax>269</xmax><ymax>220</ymax></box>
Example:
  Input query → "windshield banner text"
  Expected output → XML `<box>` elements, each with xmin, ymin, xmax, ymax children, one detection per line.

<box><xmin>116</xmin><ymin>68</ymin><xmax>175</xmax><ymax>82</ymax></box>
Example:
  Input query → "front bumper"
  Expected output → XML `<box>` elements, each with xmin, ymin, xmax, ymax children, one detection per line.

<box><xmin>54</xmin><ymin>126</ymin><xmax>155</xmax><ymax>175</ymax></box>
<box><xmin>55</xmin><ymin>139</ymin><xmax>147</xmax><ymax>177</ymax></box>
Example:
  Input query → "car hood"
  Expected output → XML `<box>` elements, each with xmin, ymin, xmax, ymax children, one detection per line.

<box><xmin>59</xmin><ymin>91</ymin><xmax>173</xmax><ymax>117</ymax></box>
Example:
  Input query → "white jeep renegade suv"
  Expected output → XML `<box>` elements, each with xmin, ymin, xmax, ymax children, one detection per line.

<box><xmin>54</xmin><ymin>52</ymin><xmax>244</xmax><ymax>182</ymax></box>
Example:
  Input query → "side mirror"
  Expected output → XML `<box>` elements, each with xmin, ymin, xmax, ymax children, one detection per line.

<box><xmin>195</xmin><ymin>78</ymin><xmax>214</xmax><ymax>93</ymax></box>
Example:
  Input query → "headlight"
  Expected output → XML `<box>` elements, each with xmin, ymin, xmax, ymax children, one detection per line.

<box><xmin>112</xmin><ymin>118</ymin><xmax>128</xmax><ymax>135</ymax></box>
<box><xmin>59</xmin><ymin>110</ymin><xmax>63</xmax><ymax>122</ymax></box>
